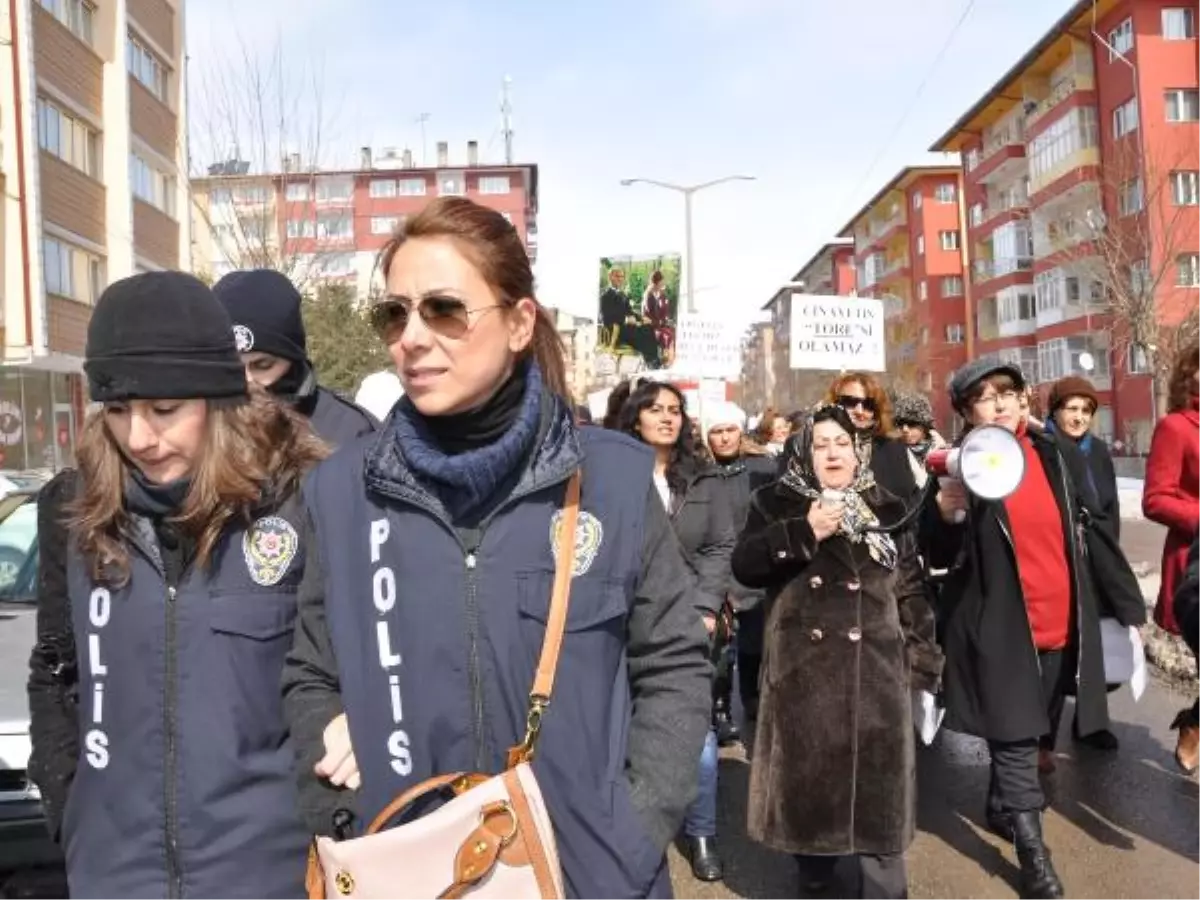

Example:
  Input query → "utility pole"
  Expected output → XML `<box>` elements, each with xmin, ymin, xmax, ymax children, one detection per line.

<box><xmin>501</xmin><ymin>76</ymin><xmax>514</xmax><ymax>164</ymax></box>
<box><xmin>415</xmin><ymin>113</ymin><xmax>430</xmax><ymax>166</ymax></box>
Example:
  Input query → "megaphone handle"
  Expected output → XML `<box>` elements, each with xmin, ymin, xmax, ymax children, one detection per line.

<box><xmin>861</xmin><ymin>478</ymin><xmax>940</xmax><ymax>535</ymax></box>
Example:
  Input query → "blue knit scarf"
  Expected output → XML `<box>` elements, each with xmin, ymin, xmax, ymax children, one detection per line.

<box><xmin>390</xmin><ymin>363</ymin><xmax>544</xmax><ymax>522</ymax></box>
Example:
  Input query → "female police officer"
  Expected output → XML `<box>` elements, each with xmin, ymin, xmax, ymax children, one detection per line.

<box><xmin>282</xmin><ymin>197</ymin><xmax>711</xmax><ymax>898</ymax></box>
<box><xmin>27</xmin><ymin>272</ymin><xmax>327</xmax><ymax>898</ymax></box>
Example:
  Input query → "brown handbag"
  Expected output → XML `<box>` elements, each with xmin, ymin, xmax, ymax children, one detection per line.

<box><xmin>305</xmin><ymin>472</ymin><xmax>583</xmax><ymax>899</ymax></box>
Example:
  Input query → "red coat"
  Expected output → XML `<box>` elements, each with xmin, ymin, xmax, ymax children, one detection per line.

<box><xmin>1143</xmin><ymin>401</ymin><xmax>1200</xmax><ymax>633</ymax></box>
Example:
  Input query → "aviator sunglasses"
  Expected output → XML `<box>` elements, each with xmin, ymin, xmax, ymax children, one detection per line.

<box><xmin>837</xmin><ymin>394</ymin><xmax>877</xmax><ymax>413</ymax></box>
<box><xmin>370</xmin><ymin>295</ymin><xmax>505</xmax><ymax>341</ymax></box>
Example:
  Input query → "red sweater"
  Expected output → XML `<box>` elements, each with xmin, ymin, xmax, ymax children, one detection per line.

<box><xmin>1003</xmin><ymin>429</ymin><xmax>1071</xmax><ymax>650</ymax></box>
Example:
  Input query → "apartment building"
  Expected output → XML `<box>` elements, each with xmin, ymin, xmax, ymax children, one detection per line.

<box><xmin>760</xmin><ymin>241</ymin><xmax>857</xmax><ymax>412</ymax></box>
<box><xmin>0</xmin><ymin>0</ymin><xmax>190</xmax><ymax>470</ymax></box>
<box><xmin>932</xmin><ymin>0</ymin><xmax>1199</xmax><ymax>451</ymax></box>
<box><xmin>191</xmin><ymin>142</ymin><xmax>539</xmax><ymax>299</ymax></box>
<box><xmin>739</xmin><ymin>322</ymin><xmax>775</xmax><ymax>416</ymax></box>
<box><xmin>546</xmin><ymin>308</ymin><xmax>596</xmax><ymax>404</ymax></box>
<box><xmin>836</xmin><ymin>166</ymin><xmax>970</xmax><ymax>431</ymax></box>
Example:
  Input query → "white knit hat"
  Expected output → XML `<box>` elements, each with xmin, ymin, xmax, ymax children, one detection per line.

<box><xmin>354</xmin><ymin>370</ymin><xmax>404</xmax><ymax>421</ymax></box>
<box><xmin>702</xmin><ymin>400</ymin><xmax>747</xmax><ymax>437</ymax></box>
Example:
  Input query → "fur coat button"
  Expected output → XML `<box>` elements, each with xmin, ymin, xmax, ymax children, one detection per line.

<box><xmin>847</xmin><ymin>581</ymin><xmax>861</xmax><ymax>591</ymax></box>
<box><xmin>847</xmin><ymin>626</ymin><xmax>863</xmax><ymax>642</ymax></box>
<box><xmin>809</xmin><ymin>628</ymin><xmax>824</xmax><ymax>642</ymax></box>
<box><xmin>777</xmin><ymin>549</ymin><xmax>789</xmax><ymax>559</ymax></box>
<box><xmin>809</xmin><ymin>575</ymin><xmax>823</xmax><ymax>588</ymax></box>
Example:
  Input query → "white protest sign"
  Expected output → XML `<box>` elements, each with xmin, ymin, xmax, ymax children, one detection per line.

<box><xmin>789</xmin><ymin>294</ymin><xmax>885</xmax><ymax>372</ymax></box>
<box><xmin>673</xmin><ymin>319</ymin><xmax>742</xmax><ymax>379</ymax></box>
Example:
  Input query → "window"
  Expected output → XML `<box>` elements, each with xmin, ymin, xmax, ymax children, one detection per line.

<box><xmin>127</xmin><ymin>34</ymin><xmax>167</xmax><ymax>100</ymax></box>
<box><xmin>1028</xmin><ymin>107</ymin><xmax>1099</xmax><ymax>186</ymax></box>
<box><xmin>233</xmin><ymin>184</ymin><xmax>268</xmax><ymax>205</ymax></box>
<box><xmin>945</xmin><ymin>324</ymin><xmax>965</xmax><ymax>344</ymax></box>
<box><xmin>912</xmin><ymin>191</ymin><xmax>923</xmax><ymax>209</ymax></box>
<box><xmin>934</xmin><ymin>183</ymin><xmax>956</xmax><ymax>203</ymax></box>
<box><xmin>285</xmin><ymin>182</ymin><xmax>311</xmax><ymax>202</ymax></box>
<box><xmin>371</xmin><ymin>216</ymin><xmax>401</xmax><ymax>235</ymax></box>
<box><xmin>1038</xmin><ymin>336</ymin><xmax>1110</xmax><ymax>383</ymax></box>
<box><xmin>918</xmin><ymin>280</ymin><xmax>928</xmax><ymax>301</ymax></box>
<box><xmin>319</xmin><ymin>252</ymin><xmax>355</xmax><ymax>277</ymax></box>
<box><xmin>286</xmin><ymin>218</ymin><xmax>315</xmax><ymax>239</ymax></box>
<box><xmin>1113</xmin><ymin>97</ymin><xmax>1139</xmax><ymax>137</ymax></box>
<box><xmin>1108</xmin><ymin>17</ymin><xmax>1133</xmax><ymax>58</ymax></box>
<box><xmin>438</xmin><ymin>172</ymin><xmax>465</xmax><ymax>196</ymax></box>
<box><xmin>919</xmin><ymin>327</ymin><xmax>929</xmax><ymax>345</ymax></box>
<box><xmin>1171</xmin><ymin>171</ymin><xmax>1200</xmax><ymax>205</ymax></box>
<box><xmin>969</xmin><ymin>203</ymin><xmax>984</xmax><ymax>227</ymax></box>
<box><xmin>36</xmin><ymin>98</ymin><xmax>98</xmax><ymax>177</ymax></box>
<box><xmin>129</xmin><ymin>153</ymin><xmax>176</xmax><ymax>217</ymax></box>
<box><xmin>939</xmin><ymin>230</ymin><xmax>960</xmax><ymax>251</ymax></box>
<box><xmin>316</xmin><ymin>176</ymin><xmax>354</xmax><ymax>203</ymax></box>
<box><xmin>998</xmin><ymin>288</ymin><xmax>1036</xmax><ymax>324</ymax></box>
<box><xmin>369</xmin><ymin>179</ymin><xmax>397</xmax><ymax>199</ymax></box>
<box><xmin>1178</xmin><ymin>253</ymin><xmax>1200</xmax><ymax>287</ymax></box>
<box><xmin>208</xmin><ymin>188</ymin><xmax>232</xmax><ymax>206</ymax></box>
<box><xmin>1127</xmin><ymin>344</ymin><xmax>1151</xmax><ymax>374</ymax></box>
<box><xmin>941</xmin><ymin>275</ymin><xmax>964</xmax><ymax>296</ymax></box>
<box><xmin>1130</xmin><ymin>259</ymin><xmax>1151</xmax><ymax>294</ymax></box>
<box><xmin>316</xmin><ymin>212</ymin><xmax>352</xmax><ymax>240</ymax></box>
<box><xmin>478</xmin><ymin>176</ymin><xmax>510</xmax><ymax>195</ymax></box>
<box><xmin>42</xmin><ymin>236</ymin><xmax>103</xmax><ymax>303</ymax></box>
<box><xmin>397</xmin><ymin>178</ymin><xmax>427</xmax><ymax>196</ymax></box>
<box><xmin>916</xmin><ymin>235</ymin><xmax>925</xmax><ymax>255</ymax></box>
<box><xmin>1163</xmin><ymin>7</ymin><xmax>1196</xmax><ymax>39</ymax></box>
<box><xmin>1118</xmin><ymin>178</ymin><xmax>1144</xmax><ymax>216</ymax></box>
<box><xmin>37</xmin><ymin>0</ymin><xmax>94</xmax><ymax>44</ymax></box>
<box><xmin>1165</xmin><ymin>89</ymin><xmax>1200</xmax><ymax>122</ymax></box>
<box><xmin>920</xmin><ymin>371</ymin><xmax>933</xmax><ymax>391</ymax></box>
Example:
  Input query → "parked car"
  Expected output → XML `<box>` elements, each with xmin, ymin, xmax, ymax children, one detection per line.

<box><xmin>0</xmin><ymin>488</ymin><xmax>65</xmax><ymax>896</ymax></box>
<box><xmin>0</xmin><ymin>474</ymin><xmax>48</xmax><ymax>502</ymax></box>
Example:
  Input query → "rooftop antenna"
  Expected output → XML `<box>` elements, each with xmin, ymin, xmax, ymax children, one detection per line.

<box><xmin>500</xmin><ymin>76</ymin><xmax>514</xmax><ymax>164</ymax></box>
<box><xmin>415</xmin><ymin>113</ymin><xmax>430</xmax><ymax>166</ymax></box>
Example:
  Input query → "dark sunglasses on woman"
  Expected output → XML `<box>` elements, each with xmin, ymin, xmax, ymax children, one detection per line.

<box><xmin>370</xmin><ymin>295</ymin><xmax>504</xmax><ymax>340</ymax></box>
<box><xmin>837</xmin><ymin>394</ymin><xmax>877</xmax><ymax>413</ymax></box>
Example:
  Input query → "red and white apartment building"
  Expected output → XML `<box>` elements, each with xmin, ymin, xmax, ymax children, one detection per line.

<box><xmin>836</xmin><ymin>166</ymin><xmax>971</xmax><ymax>431</ymax></box>
<box><xmin>191</xmin><ymin>141</ymin><xmax>539</xmax><ymax>297</ymax></box>
<box><xmin>932</xmin><ymin>0</ymin><xmax>1199</xmax><ymax>451</ymax></box>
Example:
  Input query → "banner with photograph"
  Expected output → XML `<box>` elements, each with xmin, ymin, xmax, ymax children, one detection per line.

<box><xmin>595</xmin><ymin>254</ymin><xmax>681</xmax><ymax>379</ymax></box>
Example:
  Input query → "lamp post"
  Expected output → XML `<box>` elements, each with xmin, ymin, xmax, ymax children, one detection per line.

<box><xmin>619</xmin><ymin>175</ymin><xmax>756</xmax><ymax>316</ymax></box>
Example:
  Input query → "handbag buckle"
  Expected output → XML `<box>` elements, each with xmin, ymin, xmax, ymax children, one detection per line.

<box><xmin>517</xmin><ymin>695</ymin><xmax>550</xmax><ymax>760</ymax></box>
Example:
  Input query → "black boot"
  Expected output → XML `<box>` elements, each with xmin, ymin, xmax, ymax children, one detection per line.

<box><xmin>688</xmin><ymin>836</ymin><xmax>724</xmax><ymax>882</ymax></box>
<box><xmin>714</xmin><ymin>698</ymin><xmax>741</xmax><ymax>747</ymax></box>
<box><xmin>986</xmin><ymin>808</ymin><xmax>1014</xmax><ymax>843</ymax></box>
<box><xmin>1072</xmin><ymin>720</ymin><xmax>1119</xmax><ymax>751</ymax></box>
<box><xmin>1011</xmin><ymin>810</ymin><xmax>1063</xmax><ymax>899</ymax></box>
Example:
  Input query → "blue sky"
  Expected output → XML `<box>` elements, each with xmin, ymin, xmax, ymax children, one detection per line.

<box><xmin>187</xmin><ymin>0</ymin><xmax>1074</xmax><ymax>327</ymax></box>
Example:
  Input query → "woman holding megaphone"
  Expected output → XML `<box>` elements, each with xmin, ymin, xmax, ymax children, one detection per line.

<box><xmin>926</xmin><ymin>359</ymin><xmax>1145</xmax><ymax>900</ymax></box>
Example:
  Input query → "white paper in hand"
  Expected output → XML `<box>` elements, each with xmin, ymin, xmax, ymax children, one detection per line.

<box><xmin>913</xmin><ymin>690</ymin><xmax>945</xmax><ymax>746</ymax></box>
<box><xmin>1128</xmin><ymin>625</ymin><xmax>1147</xmax><ymax>702</ymax></box>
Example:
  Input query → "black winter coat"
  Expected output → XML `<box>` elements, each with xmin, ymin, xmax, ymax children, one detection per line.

<box><xmin>925</xmin><ymin>426</ymin><xmax>1124</xmax><ymax>743</ymax></box>
<box><xmin>303</xmin><ymin>385</ymin><xmax>378</xmax><ymax>448</ymax></box>
<box><xmin>714</xmin><ymin>453</ymin><xmax>777</xmax><ymax>612</ymax></box>
<box><xmin>732</xmin><ymin>483</ymin><xmax>941</xmax><ymax>856</ymax></box>
<box><xmin>667</xmin><ymin>462</ymin><xmax>736</xmax><ymax>616</ymax></box>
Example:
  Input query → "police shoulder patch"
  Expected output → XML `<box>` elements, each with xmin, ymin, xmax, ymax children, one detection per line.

<box><xmin>242</xmin><ymin>515</ymin><xmax>299</xmax><ymax>586</ymax></box>
<box><xmin>549</xmin><ymin>509</ymin><xmax>604</xmax><ymax>577</ymax></box>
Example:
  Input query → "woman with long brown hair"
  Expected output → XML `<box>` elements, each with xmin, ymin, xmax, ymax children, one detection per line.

<box><xmin>822</xmin><ymin>372</ymin><xmax>918</xmax><ymax>503</ymax></box>
<box><xmin>1144</xmin><ymin>340</ymin><xmax>1200</xmax><ymax>772</ymax></box>
<box><xmin>282</xmin><ymin>197</ymin><xmax>711</xmax><ymax>898</ymax></box>
<box><xmin>27</xmin><ymin>272</ymin><xmax>327</xmax><ymax>897</ymax></box>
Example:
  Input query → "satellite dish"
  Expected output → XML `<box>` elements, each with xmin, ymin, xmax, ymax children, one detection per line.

<box><xmin>1078</xmin><ymin>351</ymin><xmax>1095</xmax><ymax>372</ymax></box>
<box><xmin>1085</xmin><ymin>208</ymin><xmax>1107</xmax><ymax>233</ymax></box>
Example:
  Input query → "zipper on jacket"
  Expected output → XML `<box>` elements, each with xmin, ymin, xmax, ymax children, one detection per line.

<box><xmin>463</xmin><ymin>549</ymin><xmax>487</xmax><ymax>772</ymax></box>
<box><xmin>164</xmin><ymin>583</ymin><xmax>182</xmax><ymax>899</ymax></box>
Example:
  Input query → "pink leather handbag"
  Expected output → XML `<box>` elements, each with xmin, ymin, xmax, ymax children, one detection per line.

<box><xmin>305</xmin><ymin>473</ymin><xmax>582</xmax><ymax>900</ymax></box>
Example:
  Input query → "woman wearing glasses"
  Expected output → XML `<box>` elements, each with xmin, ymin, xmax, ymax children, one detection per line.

<box><xmin>820</xmin><ymin>373</ymin><xmax>919</xmax><ymax>503</ymax></box>
<box><xmin>282</xmin><ymin>197</ymin><xmax>711</xmax><ymax>898</ymax></box>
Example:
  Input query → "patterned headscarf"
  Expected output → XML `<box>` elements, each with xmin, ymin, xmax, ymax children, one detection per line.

<box><xmin>780</xmin><ymin>404</ymin><xmax>898</xmax><ymax>570</ymax></box>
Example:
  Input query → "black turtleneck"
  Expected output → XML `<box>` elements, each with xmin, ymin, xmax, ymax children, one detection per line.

<box><xmin>424</xmin><ymin>364</ymin><xmax>527</xmax><ymax>456</ymax></box>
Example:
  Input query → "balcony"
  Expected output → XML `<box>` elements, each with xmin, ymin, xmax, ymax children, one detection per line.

<box><xmin>973</xmin><ymin>257</ymin><xmax>1033</xmax><ymax>281</ymax></box>
<box><xmin>1025</xmin><ymin>74</ymin><xmax>1093</xmax><ymax>128</ymax></box>
<box><xmin>879</xmin><ymin>253</ymin><xmax>911</xmax><ymax>281</ymax></box>
<box><xmin>968</xmin><ymin>131</ymin><xmax>1027</xmax><ymax>187</ymax></box>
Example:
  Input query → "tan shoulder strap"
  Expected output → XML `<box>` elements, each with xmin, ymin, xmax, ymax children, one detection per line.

<box><xmin>507</xmin><ymin>470</ymin><xmax>581</xmax><ymax>767</ymax></box>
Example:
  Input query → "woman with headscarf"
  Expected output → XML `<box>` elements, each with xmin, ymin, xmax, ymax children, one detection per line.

<box><xmin>732</xmin><ymin>404</ymin><xmax>942</xmax><ymax>899</ymax></box>
<box><xmin>821</xmin><ymin>373</ymin><xmax>919</xmax><ymax>505</ymax></box>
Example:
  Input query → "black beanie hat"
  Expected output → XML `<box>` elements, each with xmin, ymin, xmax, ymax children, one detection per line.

<box><xmin>212</xmin><ymin>269</ymin><xmax>308</xmax><ymax>364</ymax></box>
<box><xmin>84</xmin><ymin>272</ymin><xmax>248</xmax><ymax>403</ymax></box>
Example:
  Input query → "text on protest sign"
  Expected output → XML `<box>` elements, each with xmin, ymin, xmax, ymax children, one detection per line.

<box><xmin>789</xmin><ymin>294</ymin><xmax>885</xmax><ymax>372</ymax></box>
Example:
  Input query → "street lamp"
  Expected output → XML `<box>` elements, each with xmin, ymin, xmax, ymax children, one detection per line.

<box><xmin>619</xmin><ymin>175</ymin><xmax>756</xmax><ymax>316</ymax></box>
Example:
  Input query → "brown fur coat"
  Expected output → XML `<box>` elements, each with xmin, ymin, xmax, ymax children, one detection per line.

<box><xmin>732</xmin><ymin>484</ymin><xmax>942</xmax><ymax>856</ymax></box>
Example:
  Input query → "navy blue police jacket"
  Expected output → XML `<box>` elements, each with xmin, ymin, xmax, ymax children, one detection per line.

<box><xmin>32</xmin><ymin>479</ymin><xmax>311</xmax><ymax>898</ymax></box>
<box><xmin>290</xmin><ymin>395</ymin><xmax>711</xmax><ymax>899</ymax></box>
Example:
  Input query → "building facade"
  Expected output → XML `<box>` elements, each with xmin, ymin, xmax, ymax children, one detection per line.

<box><xmin>739</xmin><ymin>322</ymin><xmax>775</xmax><ymax>417</ymax></box>
<box><xmin>932</xmin><ymin>0</ymin><xmax>1198</xmax><ymax>451</ymax></box>
<box><xmin>760</xmin><ymin>241</ymin><xmax>857</xmax><ymax>413</ymax></box>
<box><xmin>837</xmin><ymin>166</ymin><xmax>971</xmax><ymax>431</ymax></box>
<box><xmin>546</xmin><ymin>307</ymin><xmax>596</xmax><ymax>404</ymax></box>
<box><xmin>191</xmin><ymin>142</ymin><xmax>539</xmax><ymax>300</ymax></box>
<box><xmin>0</xmin><ymin>0</ymin><xmax>190</xmax><ymax>471</ymax></box>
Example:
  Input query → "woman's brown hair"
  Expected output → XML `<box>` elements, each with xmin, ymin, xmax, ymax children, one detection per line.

<box><xmin>377</xmin><ymin>197</ymin><xmax>568</xmax><ymax>399</ymax></box>
<box><xmin>754</xmin><ymin>406</ymin><xmax>782</xmax><ymax>444</ymax></box>
<box><xmin>1167</xmin><ymin>340</ymin><xmax>1200</xmax><ymax>413</ymax></box>
<box><xmin>824</xmin><ymin>371</ymin><xmax>895</xmax><ymax>436</ymax></box>
<box><xmin>70</xmin><ymin>390</ymin><xmax>328</xmax><ymax>585</ymax></box>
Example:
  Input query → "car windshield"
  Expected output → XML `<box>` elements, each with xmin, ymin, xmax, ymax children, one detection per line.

<box><xmin>0</xmin><ymin>499</ymin><xmax>38</xmax><ymax>601</ymax></box>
